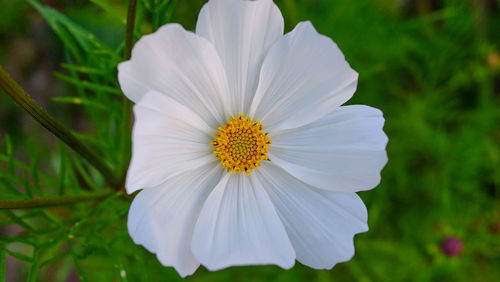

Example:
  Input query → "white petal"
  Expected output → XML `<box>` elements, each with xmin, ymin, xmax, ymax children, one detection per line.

<box><xmin>257</xmin><ymin>162</ymin><xmax>368</xmax><ymax>269</ymax></box>
<box><xmin>249</xmin><ymin>21</ymin><xmax>358</xmax><ymax>131</ymax></box>
<box><xmin>127</xmin><ymin>162</ymin><xmax>224</xmax><ymax>277</ymax></box>
<box><xmin>118</xmin><ymin>23</ymin><xmax>231</xmax><ymax>128</ymax></box>
<box><xmin>269</xmin><ymin>105</ymin><xmax>388</xmax><ymax>192</ymax></box>
<box><xmin>191</xmin><ymin>173</ymin><xmax>295</xmax><ymax>270</ymax></box>
<box><xmin>196</xmin><ymin>0</ymin><xmax>284</xmax><ymax>115</ymax></box>
<box><xmin>126</xmin><ymin>90</ymin><xmax>215</xmax><ymax>193</ymax></box>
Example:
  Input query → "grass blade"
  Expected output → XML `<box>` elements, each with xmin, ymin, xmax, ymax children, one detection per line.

<box><xmin>0</xmin><ymin>242</ymin><xmax>5</xmax><ymax>282</ymax></box>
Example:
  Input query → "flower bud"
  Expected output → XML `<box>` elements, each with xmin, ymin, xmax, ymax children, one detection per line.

<box><xmin>441</xmin><ymin>236</ymin><xmax>463</xmax><ymax>257</ymax></box>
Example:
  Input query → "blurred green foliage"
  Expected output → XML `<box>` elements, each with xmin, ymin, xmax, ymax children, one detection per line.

<box><xmin>0</xmin><ymin>0</ymin><xmax>499</xmax><ymax>281</ymax></box>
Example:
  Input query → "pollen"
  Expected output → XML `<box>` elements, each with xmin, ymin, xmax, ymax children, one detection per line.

<box><xmin>211</xmin><ymin>113</ymin><xmax>271</xmax><ymax>175</ymax></box>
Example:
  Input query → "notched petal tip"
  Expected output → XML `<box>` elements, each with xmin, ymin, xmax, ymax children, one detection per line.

<box><xmin>317</xmin><ymin>223</ymin><xmax>369</xmax><ymax>270</ymax></box>
<box><xmin>127</xmin><ymin>164</ymin><xmax>224</xmax><ymax>277</ymax></box>
<box><xmin>256</xmin><ymin>164</ymin><xmax>370</xmax><ymax>269</ymax></box>
<box><xmin>249</xmin><ymin>18</ymin><xmax>359</xmax><ymax>131</ymax></box>
<box><xmin>191</xmin><ymin>173</ymin><xmax>296</xmax><ymax>271</ymax></box>
<box><xmin>116</xmin><ymin>21</ymin><xmax>230</xmax><ymax>126</ymax></box>
<box><xmin>196</xmin><ymin>0</ymin><xmax>284</xmax><ymax>115</ymax></box>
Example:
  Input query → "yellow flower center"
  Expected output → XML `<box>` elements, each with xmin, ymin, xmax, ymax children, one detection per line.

<box><xmin>211</xmin><ymin>113</ymin><xmax>271</xmax><ymax>175</ymax></box>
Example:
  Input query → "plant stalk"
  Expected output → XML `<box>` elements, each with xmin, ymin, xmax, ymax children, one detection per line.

<box><xmin>124</xmin><ymin>0</ymin><xmax>138</xmax><ymax>60</ymax></box>
<box><xmin>0</xmin><ymin>66</ymin><xmax>121</xmax><ymax>187</ymax></box>
<box><xmin>120</xmin><ymin>0</ymin><xmax>138</xmax><ymax>184</ymax></box>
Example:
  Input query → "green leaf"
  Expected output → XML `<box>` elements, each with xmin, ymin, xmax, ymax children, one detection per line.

<box><xmin>57</xmin><ymin>146</ymin><xmax>81</xmax><ymax>193</ymax></box>
<box><xmin>4</xmin><ymin>135</ymin><xmax>14</xmax><ymax>176</ymax></box>
<box><xmin>2</xmin><ymin>210</ymin><xmax>35</xmax><ymax>232</ymax></box>
<box><xmin>52</xmin><ymin>96</ymin><xmax>108</xmax><ymax>110</ymax></box>
<box><xmin>53</xmin><ymin>72</ymin><xmax>121</xmax><ymax>96</ymax></box>
<box><xmin>140</xmin><ymin>0</ymin><xmax>152</xmax><ymax>11</ymax></box>
<box><xmin>27</xmin><ymin>141</ymin><xmax>40</xmax><ymax>195</ymax></box>
<box><xmin>28</xmin><ymin>0</ymin><xmax>85</xmax><ymax>62</ymax></box>
<box><xmin>27</xmin><ymin>247</ymin><xmax>40</xmax><ymax>282</ymax></box>
<box><xmin>90</xmin><ymin>0</ymin><xmax>126</xmax><ymax>24</ymax></box>
<box><xmin>0</xmin><ymin>235</ymin><xmax>36</xmax><ymax>246</ymax></box>
<box><xmin>0</xmin><ymin>171</ymin><xmax>26</xmax><ymax>192</ymax></box>
<box><xmin>0</xmin><ymin>65</ymin><xmax>121</xmax><ymax>188</ymax></box>
<box><xmin>58</xmin><ymin>144</ymin><xmax>67</xmax><ymax>196</ymax></box>
<box><xmin>71</xmin><ymin>157</ymin><xmax>98</xmax><ymax>190</ymax></box>
<box><xmin>4</xmin><ymin>249</ymin><xmax>32</xmax><ymax>263</ymax></box>
<box><xmin>0</xmin><ymin>178</ymin><xmax>21</xmax><ymax>196</ymax></box>
<box><xmin>0</xmin><ymin>154</ymin><xmax>57</xmax><ymax>186</ymax></box>
<box><xmin>70</xmin><ymin>132</ymin><xmax>112</xmax><ymax>155</ymax></box>
<box><xmin>163</xmin><ymin>0</ymin><xmax>178</xmax><ymax>25</ymax></box>
<box><xmin>40</xmin><ymin>251</ymin><xmax>69</xmax><ymax>268</ymax></box>
<box><xmin>67</xmin><ymin>239</ymin><xmax>89</xmax><ymax>282</ymax></box>
<box><xmin>0</xmin><ymin>242</ymin><xmax>5</xmax><ymax>282</ymax></box>
<box><xmin>29</xmin><ymin>0</ymin><xmax>116</xmax><ymax>64</ymax></box>
<box><xmin>61</xmin><ymin>63</ymin><xmax>108</xmax><ymax>76</ymax></box>
<box><xmin>23</xmin><ymin>174</ymin><xmax>33</xmax><ymax>199</ymax></box>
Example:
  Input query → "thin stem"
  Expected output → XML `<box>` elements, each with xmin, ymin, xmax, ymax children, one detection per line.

<box><xmin>0</xmin><ymin>242</ymin><xmax>5</xmax><ymax>282</ymax></box>
<box><xmin>120</xmin><ymin>0</ymin><xmax>138</xmax><ymax>184</ymax></box>
<box><xmin>0</xmin><ymin>66</ymin><xmax>121</xmax><ymax>187</ymax></box>
<box><xmin>0</xmin><ymin>190</ymin><xmax>115</xmax><ymax>209</ymax></box>
<box><xmin>124</xmin><ymin>0</ymin><xmax>138</xmax><ymax>60</ymax></box>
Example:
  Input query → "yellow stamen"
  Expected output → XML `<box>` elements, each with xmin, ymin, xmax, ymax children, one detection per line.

<box><xmin>211</xmin><ymin>113</ymin><xmax>271</xmax><ymax>175</ymax></box>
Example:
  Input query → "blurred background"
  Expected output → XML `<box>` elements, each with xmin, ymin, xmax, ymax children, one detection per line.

<box><xmin>0</xmin><ymin>0</ymin><xmax>499</xmax><ymax>281</ymax></box>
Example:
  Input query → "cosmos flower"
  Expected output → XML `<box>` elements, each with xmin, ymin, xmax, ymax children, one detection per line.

<box><xmin>118</xmin><ymin>0</ymin><xmax>388</xmax><ymax>277</ymax></box>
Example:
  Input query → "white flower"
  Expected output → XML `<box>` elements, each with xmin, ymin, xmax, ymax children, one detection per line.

<box><xmin>118</xmin><ymin>0</ymin><xmax>388</xmax><ymax>277</ymax></box>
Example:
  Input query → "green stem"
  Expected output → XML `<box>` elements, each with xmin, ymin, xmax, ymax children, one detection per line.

<box><xmin>124</xmin><ymin>0</ymin><xmax>138</xmax><ymax>60</ymax></box>
<box><xmin>120</xmin><ymin>0</ymin><xmax>138</xmax><ymax>184</ymax></box>
<box><xmin>0</xmin><ymin>242</ymin><xmax>5</xmax><ymax>282</ymax></box>
<box><xmin>0</xmin><ymin>66</ymin><xmax>121</xmax><ymax>187</ymax></box>
<box><xmin>0</xmin><ymin>190</ymin><xmax>115</xmax><ymax>210</ymax></box>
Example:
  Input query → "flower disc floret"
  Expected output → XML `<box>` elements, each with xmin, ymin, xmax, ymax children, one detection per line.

<box><xmin>211</xmin><ymin>113</ymin><xmax>271</xmax><ymax>175</ymax></box>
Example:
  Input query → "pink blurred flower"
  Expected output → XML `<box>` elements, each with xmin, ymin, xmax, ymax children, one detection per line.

<box><xmin>441</xmin><ymin>236</ymin><xmax>463</xmax><ymax>257</ymax></box>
